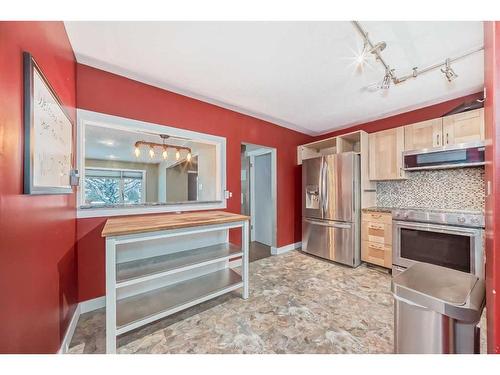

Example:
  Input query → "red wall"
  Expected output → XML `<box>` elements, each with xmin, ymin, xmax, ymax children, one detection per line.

<box><xmin>75</xmin><ymin>64</ymin><xmax>312</xmax><ymax>302</ymax></box>
<box><xmin>0</xmin><ymin>22</ymin><xmax>77</xmax><ymax>353</ymax></box>
<box><xmin>484</xmin><ymin>21</ymin><xmax>500</xmax><ymax>354</ymax></box>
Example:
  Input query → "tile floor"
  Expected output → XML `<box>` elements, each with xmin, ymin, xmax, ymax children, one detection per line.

<box><xmin>68</xmin><ymin>250</ymin><xmax>486</xmax><ymax>354</ymax></box>
<box><xmin>249</xmin><ymin>241</ymin><xmax>271</xmax><ymax>262</ymax></box>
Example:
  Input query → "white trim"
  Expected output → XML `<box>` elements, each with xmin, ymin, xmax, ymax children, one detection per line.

<box><xmin>80</xmin><ymin>296</ymin><xmax>106</xmax><ymax>313</ymax></box>
<box><xmin>76</xmin><ymin>109</ymin><xmax>227</xmax><ymax>218</ymax></box>
<box><xmin>77</xmin><ymin>201</ymin><xmax>226</xmax><ymax>218</ymax></box>
<box><xmin>249</xmin><ymin>154</ymin><xmax>256</xmax><ymax>241</ymax></box>
<box><xmin>58</xmin><ymin>304</ymin><xmax>81</xmax><ymax>354</ymax></box>
<box><xmin>244</xmin><ymin>145</ymin><xmax>277</xmax><ymax>249</ymax></box>
<box><xmin>58</xmin><ymin>296</ymin><xmax>106</xmax><ymax>354</ymax></box>
<box><xmin>229</xmin><ymin>258</ymin><xmax>242</xmax><ymax>268</ymax></box>
<box><xmin>271</xmin><ymin>241</ymin><xmax>302</xmax><ymax>256</ymax></box>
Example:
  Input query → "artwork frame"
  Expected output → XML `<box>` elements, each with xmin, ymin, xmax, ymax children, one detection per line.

<box><xmin>23</xmin><ymin>52</ymin><xmax>74</xmax><ymax>195</ymax></box>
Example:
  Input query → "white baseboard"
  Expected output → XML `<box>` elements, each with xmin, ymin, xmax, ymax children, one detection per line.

<box><xmin>58</xmin><ymin>304</ymin><xmax>81</xmax><ymax>354</ymax></box>
<box><xmin>80</xmin><ymin>296</ymin><xmax>106</xmax><ymax>313</ymax></box>
<box><xmin>58</xmin><ymin>296</ymin><xmax>106</xmax><ymax>354</ymax></box>
<box><xmin>271</xmin><ymin>241</ymin><xmax>301</xmax><ymax>255</ymax></box>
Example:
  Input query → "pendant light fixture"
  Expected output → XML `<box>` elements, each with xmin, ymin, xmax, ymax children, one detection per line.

<box><xmin>133</xmin><ymin>134</ymin><xmax>191</xmax><ymax>162</ymax></box>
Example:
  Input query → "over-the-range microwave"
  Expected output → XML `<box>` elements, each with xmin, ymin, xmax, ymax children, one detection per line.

<box><xmin>403</xmin><ymin>141</ymin><xmax>485</xmax><ymax>171</ymax></box>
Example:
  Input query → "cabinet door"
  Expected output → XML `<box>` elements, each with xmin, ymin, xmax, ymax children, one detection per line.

<box><xmin>369</xmin><ymin>127</ymin><xmax>405</xmax><ymax>180</ymax></box>
<box><xmin>404</xmin><ymin>118</ymin><xmax>443</xmax><ymax>150</ymax></box>
<box><xmin>442</xmin><ymin>108</ymin><xmax>484</xmax><ymax>146</ymax></box>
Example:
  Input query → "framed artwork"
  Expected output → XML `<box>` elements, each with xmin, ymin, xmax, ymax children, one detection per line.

<box><xmin>23</xmin><ymin>52</ymin><xmax>74</xmax><ymax>194</ymax></box>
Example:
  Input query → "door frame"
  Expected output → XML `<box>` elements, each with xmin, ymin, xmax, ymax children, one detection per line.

<box><xmin>245</xmin><ymin>146</ymin><xmax>277</xmax><ymax>250</ymax></box>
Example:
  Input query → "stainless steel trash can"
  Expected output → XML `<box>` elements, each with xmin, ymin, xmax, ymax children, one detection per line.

<box><xmin>392</xmin><ymin>263</ymin><xmax>485</xmax><ymax>354</ymax></box>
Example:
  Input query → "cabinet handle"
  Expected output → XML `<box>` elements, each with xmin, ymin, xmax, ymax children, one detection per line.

<box><xmin>371</xmin><ymin>214</ymin><xmax>382</xmax><ymax>219</ymax></box>
<box><xmin>368</xmin><ymin>223</ymin><xmax>384</xmax><ymax>230</ymax></box>
<box><xmin>436</xmin><ymin>133</ymin><xmax>440</xmax><ymax>146</ymax></box>
<box><xmin>369</xmin><ymin>243</ymin><xmax>384</xmax><ymax>250</ymax></box>
<box><xmin>446</xmin><ymin>133</ymin><xmax>449</xmax><ymax>145</ymax></box>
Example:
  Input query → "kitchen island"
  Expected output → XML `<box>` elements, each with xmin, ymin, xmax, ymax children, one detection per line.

<box><xmin>101</xmin><ymin>211</ymin><xmax>250</xmax><ymax>353</ymax></box>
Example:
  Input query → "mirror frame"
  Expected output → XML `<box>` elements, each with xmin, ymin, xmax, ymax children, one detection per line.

<box><xmin>76</xmin><ymin>109</ymin><xmax>227</xmax><ymax>218</ymax></box>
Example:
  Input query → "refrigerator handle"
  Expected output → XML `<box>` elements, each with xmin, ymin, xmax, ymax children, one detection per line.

<box><xmin>321</xmin><ymin>158</ymin><xmax>327</xmax><ymax>215</ymax></box>
<box><xmin>304</xmin><ymin>218</ymin><xmax>351</xmax><ymax>229</ymax></box>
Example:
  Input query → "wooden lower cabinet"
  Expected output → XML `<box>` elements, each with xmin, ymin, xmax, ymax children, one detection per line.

<box><xmin>361</xmin><ymin>221</ymin><xmax>391</xmax><ymax>244</ymax></box>
<box><xmin>361</xmin><ymin>211</ymin><xmax>392</xmax><ymax>269</ymax></box>
<box><xmin>362</xmin><ymin>241</ymin><xmax>392</xmax><ymax>268</ymax></box>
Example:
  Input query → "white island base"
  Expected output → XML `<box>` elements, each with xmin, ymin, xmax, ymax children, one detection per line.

<box><xmin>101</xmin><ymin>211</ymin><xmax>250</xmax><ymax>353</ymax></box>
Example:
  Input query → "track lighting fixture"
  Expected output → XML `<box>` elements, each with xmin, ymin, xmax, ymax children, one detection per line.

<box><xmin>149</xmin><ymin>146</ymin><xmax>155</xmax><ymax>159</ymax></box>
<box><xmin>175</xmin><ymin>149</ymin><xmax>180</xmax><ymax>160</ymax></box>
<box><xmin>187</xmin><ymin>152</ymin><xmax>192</xmax><ymax>162</ymax></box>
<box><xmin>162</xmin><ymin>147</ymin><xmax>168</xmax><ymax>160</ymax></box>
<box><xmin>352</xmin><ymin>21</ymin><xmax>482</xmax><ymax>92</ymax></box>
<box><xmin>134</xmin><ymin>146</ymin><xmax>140</xmax><ymax>158</ymax></box>
<box><xmin>441</xmin><ymin>58</ymin><xmax>458</xmax><ymax>82</ymax></box>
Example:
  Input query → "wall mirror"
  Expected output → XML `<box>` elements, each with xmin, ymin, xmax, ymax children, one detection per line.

<box><xmin>77</xmin><ymin>110</ymin><xmax>226</xmax><ymax>217</ymax></box>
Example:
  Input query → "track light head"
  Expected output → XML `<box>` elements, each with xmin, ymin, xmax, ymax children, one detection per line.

<box><xmin>380</xmin><ymin>68</ymin><xmax>393</xmax><ymax>90</ymax></box>
<box><xmin>441</xmin><ymin>59</ymin><xmax>458</xmax><ymax>82</ymax></box>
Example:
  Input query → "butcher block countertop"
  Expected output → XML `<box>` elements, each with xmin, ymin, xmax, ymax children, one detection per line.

<box><xmin>101</xmin><ymin>211</ymin><xmax>250</xmax><ymax>237</ymax></box>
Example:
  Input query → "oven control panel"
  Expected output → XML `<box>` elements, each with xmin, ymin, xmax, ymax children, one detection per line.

<box><xmin>392</xmin><ymin>209</ymin><xmax>485</xmax><ymax>228</ymax></box>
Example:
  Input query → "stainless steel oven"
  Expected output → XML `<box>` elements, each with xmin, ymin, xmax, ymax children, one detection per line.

<box><xmin>392</xmin><ymin>209</ymin><xmax>484</xmax><ymax>278</ymax></box>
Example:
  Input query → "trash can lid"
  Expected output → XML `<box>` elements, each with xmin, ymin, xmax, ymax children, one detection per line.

<box><xmin>392</xmin><ymin>263</ymin><xmax>478</xmax><ymax>305</ymax></box>
<box><xmin>392</xmin><ymin>263</ymin><xmax>485</xmax><ymax>322</ymax></box>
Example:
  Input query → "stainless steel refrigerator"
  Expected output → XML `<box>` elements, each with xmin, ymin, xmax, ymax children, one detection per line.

<box><xmin>302</xmin><ymin>152</ymin><xmax>361</xmax><ymax>267</ymax></box>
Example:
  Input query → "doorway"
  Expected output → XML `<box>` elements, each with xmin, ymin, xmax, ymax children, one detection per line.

<box><xmin>241</xmin><ymin>143</ymin><xmax>277</xmax><ymax>262</ymax></box>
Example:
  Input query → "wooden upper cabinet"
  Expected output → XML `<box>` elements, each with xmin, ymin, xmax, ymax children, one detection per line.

<box><xmin>369</xmin><ymin>127</ymin><xmax>405</xmax><ymax>181</ymax></box>
<box><xmin>442</xmin><ymin>108</ymin><xmax>484</xmax><ymax>146</ymax></box>
<box><xmin>404</xmin><ymin>118</ymin><xmax>443</xmax><ymax>151</ymax></box>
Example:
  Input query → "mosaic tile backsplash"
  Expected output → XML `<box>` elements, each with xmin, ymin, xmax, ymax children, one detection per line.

<box><xmin>376</xmin><ymin>167</ymin><xmax>485</xmax><ymax>211</ymax></box>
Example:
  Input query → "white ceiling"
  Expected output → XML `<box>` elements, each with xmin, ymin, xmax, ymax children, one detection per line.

<box><xmin>65</xmin><ymin>21</ymin><xmax>484</xmax><ymax>135</ymax></box>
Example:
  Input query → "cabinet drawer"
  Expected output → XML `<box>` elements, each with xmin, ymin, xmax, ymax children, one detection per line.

<box><xmin>362</xmin><ymin>211</ymin><xmax>392</xmax><ymax>225</ymax></box>
<box><xmin>361</xmin><ymin>221</ymin><xmax>392</xmax><ymax>244</ymax></box>
<box><xmin>361</xmin><ymin>241</ymin><xmax>392</xmax><ymax>268</ymax></box>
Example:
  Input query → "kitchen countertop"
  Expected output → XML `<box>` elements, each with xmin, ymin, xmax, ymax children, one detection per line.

<box><xmin>101</xmin><ymin>211</ymin><xmax>250</xmax><ymax>237</ymax></box>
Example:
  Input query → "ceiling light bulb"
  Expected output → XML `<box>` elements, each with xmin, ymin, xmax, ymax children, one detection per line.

<box><xmin>134</xmin><ymin>146</ymin><xmax>140</xmax><ymax>158</ymax></box>
<box><xmin>175</xmin><ymin>149</ymin><xmax>180</xmax><ymax>160</ymax></box>
<box><xmin>162</xmin><ymin>148</ymin><xmax>168</xmax><ymax>160</ymax></box>
<box><xmin>149</xmin><ymin>146</ymin><xmax>155</xmax><ymax>159</ymax></box>
<box><xmin>187</xmin><ymin>152</ymin><xmax>192</xmax><ymax>162</ymax></box>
